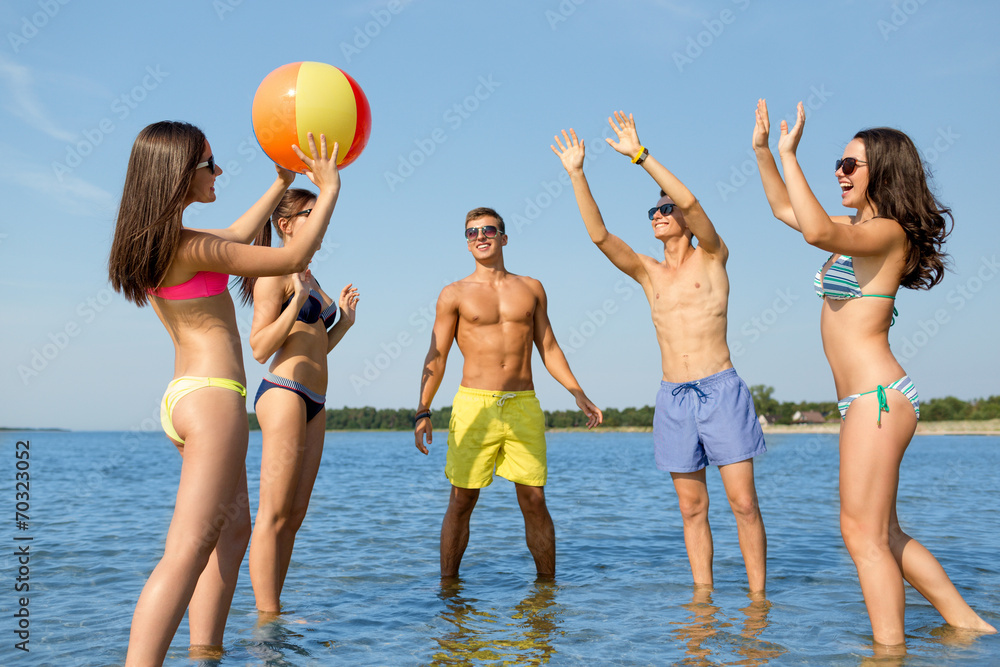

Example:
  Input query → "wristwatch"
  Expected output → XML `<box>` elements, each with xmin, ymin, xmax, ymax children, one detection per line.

<box><xmin>633</xmin><ymin>146</ymin><xmax>649</xmax><ymax>165</ymax></box>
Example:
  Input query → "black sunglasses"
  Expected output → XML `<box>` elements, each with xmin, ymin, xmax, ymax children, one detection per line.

<box><xmin>291</xmin><ymin>208</ymin><xmax>312</xmax><ymax>218</ymax></box>
<box><xmin>648</xmin><ymin>203</ymin><xmax>676</xmax><ymax>220</ymax></box>
<box><xmin>835</xmin><ymin>157</ymin><xmax>867</xmax><ymax>176</ymax></box>
<box><xmin>196</xmin><ymin>155</ymin><xmax>215</xmax><ymax>173</ymax></box>
<box><xmin>465</xmin><ymin>225</ymin><xmax>503</xmax><ymax>241</ymax></box>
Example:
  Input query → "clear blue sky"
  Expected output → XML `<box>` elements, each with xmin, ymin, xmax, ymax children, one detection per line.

<box><xmin>2</xmin><ymin>0</ymin><xmax>998</xmax><ymax>430</ymax></box>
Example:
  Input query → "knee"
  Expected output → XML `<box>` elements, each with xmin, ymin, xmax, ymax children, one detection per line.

<box><xmin>448</xmin><ymin>489</ymin><xmax>480</xmax><ymax>517</ymax></box>
<box><xmin>677</xmin><ymin>494</ymin><xmax>709</xmax><ymax>523</ymax></box>
<box><xmin>839</xmin><ymin>512</ymin><xmax>889</xmax><ymax>555</ymax></box>
<box><xmin>517</xmin><ymin>489</ymin><xmax>549</xmax><ymax>517</ymax></box>
<box><xmin>728</xmin><ymin>493</ymin><xmax>761</xmax><ymax>523</ymax></box>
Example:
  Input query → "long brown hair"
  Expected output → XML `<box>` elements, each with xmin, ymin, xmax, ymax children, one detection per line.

<box><xmin>237</xmin><ymin>188</ymin><xmax>316</xmax><ymax>305</ymax></box>
<box><xmin>108</xmin><ymin>121</ymin><xmax>205</xmax><ymax>306</ymax></box>
<box><xmin>856</xmin><ymin>127</ymin><xmax>952</xmax><ymax>289</ymax></box>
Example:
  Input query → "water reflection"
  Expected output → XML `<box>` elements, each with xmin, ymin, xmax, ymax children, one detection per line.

<box><xmin>431</xmin><ymin>577</ymin><xmax>561</xmax><ymax>665</ymax></box>
<box><xmin>240</xmin><ymin>610</ymin><xmax>314</xmax><ymax>665</ymax></box>
<box><xmin>670</xmin><ymin>588</ymin><xmax>786</xmax><ymax>666</ymax></box>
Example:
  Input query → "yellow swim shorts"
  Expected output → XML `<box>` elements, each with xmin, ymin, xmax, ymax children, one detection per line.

<box><xmin>445</xmin><ymin>386</ymin><xmax>547</xmax><ymax>489</ymax></box>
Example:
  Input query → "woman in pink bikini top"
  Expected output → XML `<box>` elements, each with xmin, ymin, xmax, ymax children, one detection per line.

<box><xmin>108</xmin><ymin>121</ymin><xmax>342</xmax><ymax>664</ymax></box>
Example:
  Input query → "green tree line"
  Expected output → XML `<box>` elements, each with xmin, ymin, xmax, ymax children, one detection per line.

<box><xmin>749</xmin><ymin>385</ymin><xmax>1000</xmax><ymax>424</ymax></box>
<box><xmin>246</xmin><ymin>391</ymin><xmax>1000</xmax><ymax>431</ymax></box>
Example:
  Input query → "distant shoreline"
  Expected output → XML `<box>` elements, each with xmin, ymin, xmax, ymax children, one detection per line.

<box><xmin>546</xmin><ymin>419</ymin><xmax>1000</xmax><ymax>436</ymax></box>
<box><xmin>4</xmin><ymin>420</ymin><xmax>998</xmax><ymax>435</ymax></box>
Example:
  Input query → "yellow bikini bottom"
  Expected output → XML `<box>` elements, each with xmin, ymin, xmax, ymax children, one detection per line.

<box><xmin>160</xmin><ymin>376</ymin><xmax>247</xmax><ymax>444</ymax></box>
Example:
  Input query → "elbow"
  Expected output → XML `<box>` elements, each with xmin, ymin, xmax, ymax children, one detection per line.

<box><xmin>249</xmin><ymin>340</ymin><xmax>271</xmax><ymax>364</ymax></box>
<box><xmin>801</xmin><ymin>227</ymin><xmax>826</xmax><ymax>247</ymax></box>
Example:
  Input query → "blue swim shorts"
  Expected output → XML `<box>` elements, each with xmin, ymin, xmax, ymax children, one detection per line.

<box><xmin>653</xmin><ymin>368</ymin><xmax>766</xmax><ymax>473</ymax></box>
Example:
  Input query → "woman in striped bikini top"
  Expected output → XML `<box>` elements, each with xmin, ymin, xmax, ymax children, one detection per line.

<box><xmin>753</xmin><ymin>99</ymin><xmax>993</xmax><ymax>647</ymax></box>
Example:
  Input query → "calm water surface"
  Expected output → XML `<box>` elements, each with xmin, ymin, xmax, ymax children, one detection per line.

<box><xmin>2</xmin><ymin>430</ymin><xmax>999</xmax><ymax>665</ymax></box>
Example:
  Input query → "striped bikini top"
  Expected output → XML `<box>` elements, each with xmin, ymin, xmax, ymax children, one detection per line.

<box><xmin>815</xmin><ymin>254</ymin><xmax>897</xmax><ymax>324</ymax></box>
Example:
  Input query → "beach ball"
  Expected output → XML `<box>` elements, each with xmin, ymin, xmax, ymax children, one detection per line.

<box><xmin>252</xmin><ymin>62</ymin><xmax>371</xmax><ymax>172</ymax></box>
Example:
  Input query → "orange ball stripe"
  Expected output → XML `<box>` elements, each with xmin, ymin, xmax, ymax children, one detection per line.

<box><xmin>251</xmin><ymin>62</ymin><xmax>302</xmax><ymax>172</ymax></box>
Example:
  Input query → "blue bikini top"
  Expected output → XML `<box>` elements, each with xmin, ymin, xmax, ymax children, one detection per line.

<box><xmin>281</xmin><ymin>289</ymin><xmax>338</xmax><ymax>328</ymax></box>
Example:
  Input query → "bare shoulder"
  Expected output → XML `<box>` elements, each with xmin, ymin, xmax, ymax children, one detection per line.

<box><xmin>510</xmin><ymin>273</ymin><xmax>546</xmax><ymax>298</ymax></box>
<box><xmin>254</xmin><ymin>274</ymin><xmax>288</xmax><ymax>299</ymax></box>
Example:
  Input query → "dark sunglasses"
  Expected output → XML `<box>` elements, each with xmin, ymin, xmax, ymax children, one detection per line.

<box><xmin>835</xmin><ymin>157</ymin><xmax>867</xmax><ymax>176</ymax></box>
<box><xmin>648</xmin><ymin>203</ymin><xmax>676</xmax><ymax>220</ymax></box>
<box><xmin>196</xmin><ymin>155</ymin><xmax>215</xmax><ymax>173</ymax></box>
<box><xmin>465</xmin><ymin>225</ymin><xmax>503</xmax><ymax>241</ymax></box>
<box><xmin>291</xmin><ymin>208</ymin><xmax>312</xmax><ymax>218</ymax></box>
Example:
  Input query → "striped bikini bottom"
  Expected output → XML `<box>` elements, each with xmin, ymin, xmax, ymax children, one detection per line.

<box><xmin>838</xmin><ymin>375</ymin><xmax>920</xmax><ymax>426</ymax></box>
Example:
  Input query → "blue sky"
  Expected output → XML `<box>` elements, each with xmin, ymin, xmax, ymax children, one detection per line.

<box><xmin>2</xmin><ymin>0</ymin><xmax>998</xmax><ymax>430</ymax></box>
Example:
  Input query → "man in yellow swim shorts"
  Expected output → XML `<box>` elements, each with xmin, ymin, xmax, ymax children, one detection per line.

<box><xmin>414</xmin><ymin>207</ymin><xmax>603</xmax><ymax>578</ymax></box>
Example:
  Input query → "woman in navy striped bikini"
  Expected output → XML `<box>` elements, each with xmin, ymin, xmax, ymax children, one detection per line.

<box><xmin>238</xmin><ymin>189</ymin><xmax>359</xmax><ymax>614</ymax></box>
<box><xmin>752</xmin><ymin>99</ymin><xmax>994</xmax><ymax>647</ymax></box>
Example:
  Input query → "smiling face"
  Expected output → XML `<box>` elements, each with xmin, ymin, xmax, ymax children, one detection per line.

<box><xmin>185</xmin><ymin>140</ymin><xmax>222</xmax><ymax>205</ymax></box>
<box><xmin>650</xmin><ymin>195</ymin><xmax>689</xmax><ymax>241</ymax></box>
<box><xmin>465</xmin><ymin>215</ymin><xmax>507</xmax><ymax>259</ymax></box>
<box><xmin>837</xmin><ymin>138</ymin><xmax>869</xmax><ymax>210</ymax></box>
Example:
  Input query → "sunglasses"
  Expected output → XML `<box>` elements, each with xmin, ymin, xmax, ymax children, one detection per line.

<box><xmin>465</xmin><ymin>225</ymin><xmax>503</xmax><ymax>241</ymax></box>
<box><xmin>196</xmin><ymin>155</ymin><xmax>215</xmax><ymax>173</ymax></box>
<box><xmin>291</xmin><ymin>208</ymin><xmax>312</xmax><ymax>218</ymax></box>
<box><xmin>835</xmin><ymin>157</ymin><xmax>867</xmax><ymax>176</ymax></box>
<box><xmin>648</xmin><ymin>203</ymin><xmax>676</xmax><ymax>220</ymax></box>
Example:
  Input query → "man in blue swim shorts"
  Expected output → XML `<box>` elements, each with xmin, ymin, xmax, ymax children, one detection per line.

<box><xmin>554</xmin><ymin>113</ymin><xmax>767</xmax><ymax>592</ymax></box>
<box><xmin>414</xmin><ymin>207</ymin><xmax>603</xmax><ymax>578</ymax></box>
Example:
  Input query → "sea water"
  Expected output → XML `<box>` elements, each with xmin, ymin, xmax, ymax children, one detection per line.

<box><xmin>2</xmin><ymin>430</ymin><xmax>998</xmax><ymax>665</ymax></box>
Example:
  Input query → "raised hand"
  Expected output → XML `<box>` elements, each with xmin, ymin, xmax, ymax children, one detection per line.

<box><xmin>777</xmin><ymin>102</ymin><xmax>805</xmax><ymax>159</ymax></box>
<box><xmin>275</xmin><ymin>162</ymin><xmax>296</xmax><ymax>187</ymax></box>
<box><xmin>338</xmin><ymin>283</ymin><xmax>359</xmax><ymax>327</ymax></box>
<box><xmin>753</xmin><ymin>98</ymin><xmax>771</xmax><ymax>151</ymax></box>
<box><xmin>606</xmin><ymin>111</ymin><xmax>643</xmax><ymax>160</ymax></box>
<box><xmin>292</xmin><ymin>132</ymin><xmax>341</xmax><ymax>195</ymax></box>
<box><xmin>290</xmin><ymin>270</ymin><xmax>311</xmax><ymax>309</ymax></box>
<box><xmin>551</xmin><ymin>129</ymin><xmax>585</xmax><ymax>174</ymax></box>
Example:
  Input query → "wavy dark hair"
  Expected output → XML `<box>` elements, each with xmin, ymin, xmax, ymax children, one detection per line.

<box><xmin>856</xmin><ymin>127</ymin><xmax>952</xmax><ymax>289</ymax></box>
<box><xmin>237</xmin><ymin>188</ymin><xmax>316</xmax><ymax>305</ymax></box>
<box><xmin>108</xmin><ymin>121</ymin><xmax>205</xmax><ymax>306</ymax></box>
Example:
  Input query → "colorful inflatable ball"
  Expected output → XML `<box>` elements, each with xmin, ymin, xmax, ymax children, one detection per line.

<box><xmin>252</xmin><ymin>62</ymin><xmax>371</xmax><ymax>172</ymax></box>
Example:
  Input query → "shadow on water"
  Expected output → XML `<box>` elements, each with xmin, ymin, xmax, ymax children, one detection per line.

<box><xmin>430</xmin><ymin>576</ymin><xmax>562</xmax><ymax>666</ymax></box>
<box><xmin>671</xmin><ymin>587</ymin><xmax>787</xmax><ymax>666</ymax></box>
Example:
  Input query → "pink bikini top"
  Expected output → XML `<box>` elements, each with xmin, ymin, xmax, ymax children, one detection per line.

<box><xmin>150</xmin><ymin>271</ymin><xmax>229</xmax><ymax>300</ymax></box>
